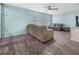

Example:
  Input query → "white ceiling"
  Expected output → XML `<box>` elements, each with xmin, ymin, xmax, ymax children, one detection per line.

<box><xmin>6</xmin><ymin>3</ymin><xmax>79</xmax><ymax>15</ymax></box>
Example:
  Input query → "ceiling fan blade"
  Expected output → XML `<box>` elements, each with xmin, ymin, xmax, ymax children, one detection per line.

<box><xmin>51</xmin><ymin>8</ymin><xmax>58</xmax><ymax>10</ymax></box>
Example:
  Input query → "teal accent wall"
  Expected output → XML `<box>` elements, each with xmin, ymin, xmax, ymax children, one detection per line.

<box><xmin>0</xmin><ymin>4</ymin><xmax>1</xmax><ymax>37</ymax></box>
<box><xmin>0</xmin><ymin>4</ymin><xmax>52</xmax><ymax>37</ymax></box>
<box><xmin>1</xmin><ymin>4</ymin><xmax>79</xmax><ymax>38</ymax></box>
<box><xmin>53</xmin><ymin>10</ymin><xmax>79</xmax><ymax>28</ymax></box>
<box><xmin>53</xmin><ymin>14</ymin><xmax>64</xmax><ymax>24</ymax></box>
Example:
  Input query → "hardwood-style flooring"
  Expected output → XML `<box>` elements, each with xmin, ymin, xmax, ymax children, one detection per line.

<box><xmin>0</xmin><ymin>31</ymin><xmax>79</xmax><ymax>55</ymax></box>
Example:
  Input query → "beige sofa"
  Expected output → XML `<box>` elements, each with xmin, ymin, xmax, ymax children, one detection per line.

<box><xmin>27</xmin><ymin>24</ymin><xmax>53</xmax><ymax>42</ymax></box>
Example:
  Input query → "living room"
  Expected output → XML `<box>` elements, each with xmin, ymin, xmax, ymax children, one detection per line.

<box><xmin>0</xmin><ymin>3</ymin><xmax>79</xmax><ymax>55</ymax></box>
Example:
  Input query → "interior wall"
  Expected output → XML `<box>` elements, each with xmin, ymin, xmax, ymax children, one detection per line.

<box><xmin>2</xmin><ymin>3</ymin><xmax>79</xmax><ymax>38</ymax></box>
<box><xmin>1</xmin><ymin>4</ymin><xmax>52</xmax><ymax>37</ymax></box>
<box><xmin>0</xmin><ymin>4</ymin><xmax>1</xmax><ymax>37</ymax></box>
<box><xmin>53</xmin><ymin>10</ymin><xmax>79</xmax><ymax>28</ymax></box>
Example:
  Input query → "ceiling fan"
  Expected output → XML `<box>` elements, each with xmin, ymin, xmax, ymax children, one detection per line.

<box><xmin>45</xmin><ymin>5</ymin><xmax>59</xmax><ymax>10</ymax></box>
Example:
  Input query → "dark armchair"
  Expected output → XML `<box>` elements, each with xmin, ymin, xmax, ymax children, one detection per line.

<box><xmin>53</xmin><ymin>23</ymin><xmax>64</xmax><ymax>31</ymax></box>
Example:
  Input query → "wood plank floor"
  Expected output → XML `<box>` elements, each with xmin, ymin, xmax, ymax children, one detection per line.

<box><xmin>0</xmin><ymin>31</ymin><xmax>79</xmax><ymax>55</ymax></box>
